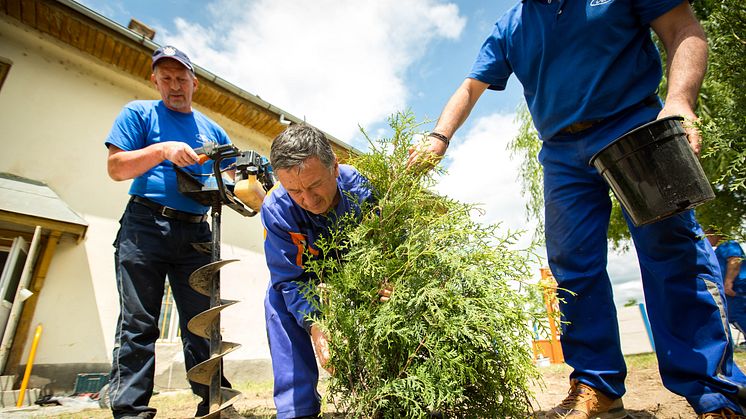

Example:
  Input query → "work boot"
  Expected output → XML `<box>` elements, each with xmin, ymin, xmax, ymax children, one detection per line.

<box><xmin>698</xmin><ymin>408</ymin><xmax>746</xmax><ymax>418</ymax></box>
<box><xmin>547</xmin><ymin>379</ymin><xmax>627</xmax><ymax>418</ymax></box>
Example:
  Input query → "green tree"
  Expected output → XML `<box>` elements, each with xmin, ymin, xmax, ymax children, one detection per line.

<box><xmin>305</xmin><ymin>112</ymin><xmax>541</xmax><ymax>418</ymax></box>
<box><xmin>695</xmin><ymin>1</ymin><xmax>746</xmax><ymax>239</ymax></box>
<box><xmin>509</xmin><ymin>3</ymin><xmax>746</xmax><ymax>246</ymax></box>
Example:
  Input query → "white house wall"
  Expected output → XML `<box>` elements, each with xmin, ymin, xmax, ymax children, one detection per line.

<box><xmin>0</xmin><ymin>16</ymin><xmax>273</xmax><ymax>389</ymax></box>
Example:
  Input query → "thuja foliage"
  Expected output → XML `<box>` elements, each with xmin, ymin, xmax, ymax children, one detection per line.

<box><xmin>694</xmin><ymin>1</ymin><xmax>746</xmax><ymax>239</ymax></box>
<box><xmin>304</xmin><ymin>112</ymin><xmax>540</xmax><ymax>418</ymax></box>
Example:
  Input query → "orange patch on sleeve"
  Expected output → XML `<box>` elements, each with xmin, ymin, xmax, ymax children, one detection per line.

<box><xmin>288</xmin><ymin>232</ymin><xmax>319</xmax><ymax>267</ymax></box>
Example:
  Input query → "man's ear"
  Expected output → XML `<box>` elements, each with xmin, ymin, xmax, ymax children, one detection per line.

<box><xmin>332</xmin><ymin>156</ymin><xmax>340</xmax><ymax>177</ymax></box>
<box><xmin>150</xmin><ymin>73</ymin><xmax>157</xmax><ymax>87</ymax></box>
<box><xmin>192</xmin><ymin>74</ymin><xmax>199</xmax><ymax>91</ymax></box>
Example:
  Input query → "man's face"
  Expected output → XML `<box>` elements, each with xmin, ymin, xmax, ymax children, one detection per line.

<box><xmin>151</xmin><ymin>59</ymin><xmax>198</xmax><ymax>113</ymax></box>
<box><xmin>276</xmin><ymin>156</ymin><xmax>340</xmax><ymax>215</ymax></box>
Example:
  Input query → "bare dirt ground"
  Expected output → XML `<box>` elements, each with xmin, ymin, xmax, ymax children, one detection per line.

<box><xmin>23</xmin><ymin>352</ymin><xmax>746</xmax><ymax>418</ymax></box>
<box><xmin>531</xmin><ymin>353</ymin><xmax>697</xmax><ymax>419</ymax></box>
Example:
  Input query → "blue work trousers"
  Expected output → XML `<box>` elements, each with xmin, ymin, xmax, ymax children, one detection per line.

<box><xmin>109</xmin><ymin>199</ymin><xmax>230</xmax><ymax>418</ymax></box>
<box><xmin>541</xmin><ymin>101</ymin><xmax>746</xmax><ymax>414</ymax></box>
<box><xmin>728</xmin><ymin>295</ymin><xmax>746</xmax><ymax>339</ymax></box>
<box><xmin>264</xmin><ymin>288</ymin><xmax>321</xmax><ymax>419</ymax></box>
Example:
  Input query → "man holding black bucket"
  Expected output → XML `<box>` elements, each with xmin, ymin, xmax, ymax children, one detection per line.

<box><xmin>408</xmin><ymin>1</ymin><xmax>746</xmax><ymax>418</ymax></box>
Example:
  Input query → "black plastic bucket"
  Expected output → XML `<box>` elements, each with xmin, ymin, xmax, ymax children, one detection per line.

<box><xmin>590</xmin><ymin>116</ymin><xmax>714</xmax><ymax>227</ymax></box>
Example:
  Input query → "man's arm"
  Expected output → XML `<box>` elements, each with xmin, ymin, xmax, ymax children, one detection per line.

<box><xmin>107</xmin><ymin>142</ymin><xmax>200</xmax><ymax>181</ymax></box>
<box><xmin>650</xmin><ymin>1</ymin><xmax>708</xmax><ymax>154</ymax></box>
<box><xmin>724</xmin><ymin>257</ymin><xmax>743</xmax><ymax>297</ymax></box>
<box><xmin>406</xmin><ymin>78</ymin><xmax>489</xmax><ymax>168</ymax></box>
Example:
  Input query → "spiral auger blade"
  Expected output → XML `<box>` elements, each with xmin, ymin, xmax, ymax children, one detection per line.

<box><xmin>189</xmin><ymin>259</ymin><xmax>240</xmax><ymax>296</ymax></box>
<box><xmin>187</xmin><ymin>342</ymin><xmax>241</xmax><ymax>385</ymax></box>
<box><xmin>199</xmin><ymin>388</ymin><xmax>243</xmax><ymax>419</ymax></box>
<box><xmin>187</xmin><ymin>301</ymin><xmax>239</xmax><ymax>339</ymax></box>
<box><xmin>187</xmin><ymin>257</ymin><xmax>242</xmax><ymax>418</ymax></box>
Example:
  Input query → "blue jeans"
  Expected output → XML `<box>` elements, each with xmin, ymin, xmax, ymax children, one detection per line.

<box><xmin>540</xmin><ymin>101</ymin><xmax>746</xmax><ymax>414</ymax></box>
<box><xmin>109</xmin><ymin>199</ymin><xmax>230</xmax><ymax>418</ymax></box>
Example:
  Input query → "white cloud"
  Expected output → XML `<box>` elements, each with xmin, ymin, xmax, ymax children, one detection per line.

<box><xmin>162</xmin><ymin>0</ymin><xmax>466</xmax><ymax>141</ymax></box>
<box><xmin>435</xmin><ymin>112</ymin><xmax>535</xmax><ymax>243</ymax></box>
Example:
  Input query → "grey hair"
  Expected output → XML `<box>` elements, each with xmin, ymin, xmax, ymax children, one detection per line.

<box><xmin>270</xmin><ymin>123</ymin><xmax>336</xmax><ymax>171</ymax></box>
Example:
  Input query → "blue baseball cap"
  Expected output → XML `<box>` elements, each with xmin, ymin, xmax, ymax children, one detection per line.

<box><xmin>152</xmin><ymin>45</ymin><xmax>194</xmax><ymax>73</ymax></box>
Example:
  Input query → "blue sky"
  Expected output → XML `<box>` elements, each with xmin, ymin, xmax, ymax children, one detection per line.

<box><xmin>77</xmin><ymin>0</ymin><xmax>523</xmax><ymax>142</ymax></box>
<box><xmin>74</xmin><ymin>0</ymin><xmax>644</xmax><ymax>305</ymax></box>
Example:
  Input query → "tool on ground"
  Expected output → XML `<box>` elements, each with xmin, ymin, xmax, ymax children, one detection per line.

<box><xmin>17</xmin><ymin>323</ymin><xmax>42</xmax><ymax>407</ymax></box>
<box><xmin>176</xmin><ymin>142</ymin><xmax>275</xmax><ymax>418</ymax></box>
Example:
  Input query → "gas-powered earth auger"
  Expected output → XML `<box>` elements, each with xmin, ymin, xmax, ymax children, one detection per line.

<box><xmin>174</xmin><ymin>142</ymin><xmax>275</xmax><ymax>418</ymax></box>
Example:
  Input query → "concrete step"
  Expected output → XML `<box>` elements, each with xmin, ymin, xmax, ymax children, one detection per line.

<box><xmin>0</xmin><ymin>388</ymin><xmax>40</xmax><ymax>407</ymax></box>
<box><xmin>0</xmin><ymin>376</ymin><xmax>13</xmax><ymax>392</ymax></box>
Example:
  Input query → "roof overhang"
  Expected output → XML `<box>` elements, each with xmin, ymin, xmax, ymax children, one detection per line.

<box><xmin>0</xmin><ymin>0</ymin><xmax>356</xmax><ymax>158</ymax></box>
<box><xmin>0</xmin><ymin>173</ymin><xmax>88</xmax><ymax>242</ymax></box>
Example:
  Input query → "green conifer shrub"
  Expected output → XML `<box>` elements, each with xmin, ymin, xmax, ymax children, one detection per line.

<box><xmin>304</xmin><ymin>112</ymin><xmax>541</xmax><ymax>418</ymax></box>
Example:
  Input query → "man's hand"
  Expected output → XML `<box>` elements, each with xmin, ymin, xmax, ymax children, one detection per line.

<box><xmin>657</xmin><ymin>106</ymin><xmax>701</xmax><ymax>156</ymax></box>
<box><xmin>310</xmin><ymin>323</ymin><xmax>334</xmax><ymax>374</ymax></box>
<box><xmin>378</xmin><ymin>282</ymin><xmax>394</xmax><ymax>303</ymax></box>
<box><xmin>107</xmin><ymin>141</ymin><xmax>198</xmax><ymax>181</ymax></box>
<box><xmin>161</xmin><ymin>141</ymin><xmax>200</xmax><ymax>167</ymax></box>
<box><xmin>406</xmin><ymin>136</ymin><xmax>447</xmax><ymax>172</ymax></box>
<box><xmin>405</xmin><ymin>78</ymin><xmax>488</xmax><ymax>171</ymax></box>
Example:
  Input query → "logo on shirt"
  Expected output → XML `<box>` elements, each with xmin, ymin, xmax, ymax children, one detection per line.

<box><xmin>590</xmin><ymin>0</ymin><xmax>613</xmax><ymax>5</ymax></box>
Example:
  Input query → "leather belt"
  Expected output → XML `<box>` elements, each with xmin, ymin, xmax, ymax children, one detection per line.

<box><xmin>560</xmin><ymin>119</ymin><xmax>604</xmax><ymax>134</ymax></box>
<box><xmin>130</xmin><ymin>196</ymin><xmax>207</xmax><ymax>223</ymax></box>
<box><xmin>559</xmin><ymin>95</ymin><xmax>661</xmax><ymax>135</ymax></box>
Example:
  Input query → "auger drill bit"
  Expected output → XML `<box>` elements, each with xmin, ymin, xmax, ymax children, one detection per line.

<box><xmin>187</xmin><ymin>209</ymin><xmax>243</xmax><ymax>418</ymax></box>
<box><xmin>176</xmin><ymin>143</ymin><xmax>274</xmax><ymax>418</ymax></box>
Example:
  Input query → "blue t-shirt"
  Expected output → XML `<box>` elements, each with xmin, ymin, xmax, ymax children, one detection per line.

<box><xmin>715</xmin><ymin>241</ymin><xmax>746</xmax><ymax>293</ymax></box>
<box><xmin>262</xmin><ymin>164</ymin><xmax>373</xmax><ymax>331</ymax></box>
<box><xmin>105</xmin><ymin>100</ymin><xmax>232</xmax><ymax>214</ymax></box>
<box><xmin>468</xmin><ymin>0</ymin><xmax>683</xmax><ymax>140</ymax></box>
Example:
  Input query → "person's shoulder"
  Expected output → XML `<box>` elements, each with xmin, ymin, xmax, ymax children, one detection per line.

<box><xmin>191</xmin><ymin>107</ymin><xmax>221</xmax><ymax>126</ymax></box>
<box><xmin>499</xmin><ymin>2</ymin><xmax>524</xmax><ymax>26</ymax></box>
<box><xmin>339</xmin><ymin>164</ymin><xmax>365</xmax><ymax>179</ymax></box>
<box><xmin>123</xmin><ymin>100</ymin><xmax>159</xmax><ymax>112</ymax></box>
<box><xmin>726</xmin><ymin>240</ymin><xmax>746</xmax><ymax>253</ymax></box>
<box><xmin>262</xmin><ymin>184</ymin><xmax>293</xmax><ymax>217</ymax></box>
<box><xmin>114</xmin><ymin>100</ymin><xmax>159</xmax><ymax>124</ymax></box>
<box><xmin>261</xmin><ymin>184</ymin><xmax>304</xmax><ymax>230</ymax></box>
<box><xmin>719</xmin><ymin>240</ymin><xmax>746</xmax><ymax>257</ymax></box>
<box><xmin>191</xmin><ymin>108</ymin><xmax>230</xmax><ymax>136</ymax></box>
<box><xmin>338</xmin><ymin>164</ymin><xmax>369</xmax><ymax>185</ymax></box>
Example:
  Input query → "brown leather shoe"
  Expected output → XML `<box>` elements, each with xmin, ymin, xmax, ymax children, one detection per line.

<box><xmin>698</xmin><ymin>408</ymin><xmax>746</xmax><ymax>418</ymax></box>
<box><xmin>547</xmin><ymin>379</ymin><xmax>628</xmax><ymax>418</ymax></box>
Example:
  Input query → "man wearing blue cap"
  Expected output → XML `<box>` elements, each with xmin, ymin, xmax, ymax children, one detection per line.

<box><xmin>104</xmin><ymin>45</ymin><xmax>238</xmax><ymax>418</ymax></box>
<box><xmin>409</xmin><ymin>1</ymin><xmax>746</xmax><ymax>418</ymax></box>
